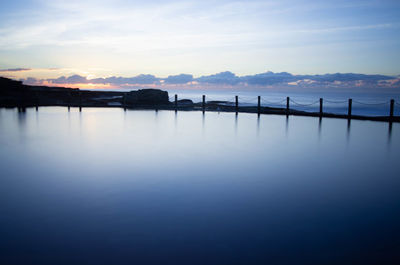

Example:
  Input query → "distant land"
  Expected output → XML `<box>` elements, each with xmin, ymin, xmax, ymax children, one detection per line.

<box><xmin>1</xmin><ymin>71</ymin><xmax>399</xmax><ymax>90</ymax></box>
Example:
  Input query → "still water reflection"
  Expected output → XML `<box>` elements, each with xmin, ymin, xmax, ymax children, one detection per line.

<box><xmin>0</xmin><ymin>107</ymin><xmax>399</xmax><ymax>265</ymax></box>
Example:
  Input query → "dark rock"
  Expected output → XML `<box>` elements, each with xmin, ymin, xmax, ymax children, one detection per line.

<box><xmin>0</xmin><ymin>77</ymin><xmax>171</xmax><ymax>107</ymax></box>
<box><xmin>178</xmin><ymin>99</ymin><xmax>193</xmax><ymax>106</ymax></box>
<box><xmin>0</xmin><ymin>77</ymin><xmax>23</xmax><ymax>88</ymax></box>
<box><xmin>207</xmin><ymin>100</ymin><xmax>230</xmax><ymax>104</ymax></box>
<box><xmin>125</xmin><ymin>89</ymin><xmax>169</xmax><ymax>105</ymax></box>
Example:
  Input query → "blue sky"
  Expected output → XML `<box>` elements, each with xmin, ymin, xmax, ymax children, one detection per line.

<box><xmin>0</xmin><ymin>0</ymin><xmax>400</xmax><ymax>79</ymax></box>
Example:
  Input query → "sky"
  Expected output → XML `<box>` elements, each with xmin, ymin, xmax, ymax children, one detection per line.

<box><xmin>0</xmin><ymin>0</ymin><xmax>400</xmax><ymax>86</ymax></box>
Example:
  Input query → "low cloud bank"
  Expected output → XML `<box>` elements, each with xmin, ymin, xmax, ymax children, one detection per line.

<box><xmin>20</xmin><ymin>71</ymin><xmax>400</xmax><ymax>90</ymax></box>
<box><xmin>0</xmin><ymin>68</ymin><xmax>31</xmax><ymax>72</ymax></box>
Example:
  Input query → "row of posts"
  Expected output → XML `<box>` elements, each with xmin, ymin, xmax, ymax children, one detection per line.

<box><xmin>173</xmin><ymin>94</ymin><xmax>396</xmax><ymax>120</ymax></box>
<box><xmin>23</xmin><ymin>91</ymin><xmax>82</xmax><ymax>112</ymax></box>
<box><xmin>283</xmin><ymin>97</ymin><xmax>394</xmax><ymax>119</ymax></box>
<box><xmin>30</xmin><ymin>92</ymin><xmax>396</xmax><ymax>121</ymax></box>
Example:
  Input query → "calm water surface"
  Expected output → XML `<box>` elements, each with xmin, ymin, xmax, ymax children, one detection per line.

<box><xmin>0</xmin><ymin>107</ymin><xmax>399</xmax><ymax>265</ymax></box>
<box><xmin>167</xmin><ymin>90</ymin><xmax>400</xmax><ymax>116</ymax></box>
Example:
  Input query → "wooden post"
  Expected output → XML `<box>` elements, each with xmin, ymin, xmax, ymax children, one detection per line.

<box><xmin>286</xmin><ymin>97</ymin><xmax>290</xmax><ymax>114</ymax></box>
<box><xmin>174</xmin><ymin>94</ymin><xmax>178</xmax><ymax>111</ymax></box>
<box><xmin>258</xmin><ymin>96</ymin><xmax>261</xmax><ymax>115</ymax></box>
<box><xmin>67</xmin><ymin>93</ymin><xmax>70</xmax><ymax>111</ymax></box>
<box><xmin>319</xmin><ymin>98</ymin><xmax>323</xmax><ymax>116</ymax></box>
<box><xmin>79</xmin><ymin>91</ymin><xmax>82</xmax><ymax>112</ymax></box>
<box><xmin>35</xmin><ymin>92</ymin><xmax>38</xmax><ymax>111</ymax></box>
<box><xmin>348</xmin><ymin>99</ymin><xmax>352</xmax><ymax>118</ymax></box>
<box><xmin>235</xmin><ymin>95</ymin><xmax>238</xmax><ymax>113</ymax></box>
<box><xmin>123</xmin><ymin>93</ymin><xmax>127</xmax><ymax>111</ymax></box>
<box><xmin>390</xmin><ymin>99</ymin><xmax>394</xmax><ymax>120</ymax></box>
<box><xmin>202</xmin><ymin>95</ymin><xmax>205</xmax><ymax>113</ymax></box>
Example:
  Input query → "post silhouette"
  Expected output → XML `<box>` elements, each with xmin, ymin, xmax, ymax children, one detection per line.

<box><xmin>79</xmin><ymin>91</ymin><xmax>82</xmax><ymax>112</ymax></box>
<box><xmin>123</xmin><ymin>93</ymin><xmax>127</xmax><ymax>111</ymax></box>
<box><xmin>348</xmin><ymin>99</ymin><xmax>352</xmax><ymax>118</ymax></box>
<box><xmin>390</xmin><ymin>99</ymin><xmax>394</xmax><ymax>120</ymax></box>
<box><xmin>202</xmin><ymin>95</ymin><xmax>206</xmax><ymax>113</ymax></box>
<box><xmin>258</xmin><ymin>96</ymin><xmax>261</xmax><ymax>115</ymax></box>
<box><xmin>286</xmin><ymin>97</ymin><xmax>290</xmax><ymax>115</ymax></box>
<box><xmin>174</xmin><ymin>94</ymin><xmax>178</xmax><ymax>111</ymax></box>
<box><xmin>235</xmin><ymin>96</ymin><xmax>238</xmax><ymax>113</ymax></box>
<box><xmin>319</xmin><ymin>98</ymin><xmax>323</xmax><ymax>116</ymax></box>
<box><xmin>68</xmin><ymin>92</ymin><xmax>71</xmax><ymax>112</ymax></box>
<box><xmin>35</xmin><ymin>92</ymin><xmax>38</xmax><ymax>111</ymax></box>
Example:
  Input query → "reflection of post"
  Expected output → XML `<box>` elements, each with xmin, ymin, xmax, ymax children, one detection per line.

<box><xmin>348</xmin><ymin>99</ymin><xmax>352</xmax><ymax>119</ymax></box>
<box><xmin>286</xmin><ymin>97</ymin><xmax>290</xmax><ymax>115</ymax></box>
<box><xmin>202</xmin><ymin>112</ymin><xmax>205</xmax><ymax>136</ymax></box>
<box><xmin>174</xmin><ymin>94</ymin><xmax>178</xmax><ymax>112</ymax></box>
<box><xmin>235</xmin><ymin>96</ymin><xmax>238</xmax><ymax>113</ymax></box>
<box><xmin>258</xmin><ymin>96</ymin><xmax>261</xmax><ymax>115</ymax></box>
<box><xmin>235</xmin><ymin>112</ymin><xmax>238</xmax><ymax>135</ymax></box>
<box><xmin>318</xmin><ymin>117</ymin><xmax>322</xmax><ymax>137</ymax></box>
<box><xmin>319</xmin><ymin>98</ymin><xmax>323</xmax><ymax>117</ymax></box>
<box><xmin>174</xmin><ymin>110</ymin><xmax>177</xmax><ymax>132</ymax></box>
<box><xmin>387</xmin><ymin>100</ymin><xmax>394</xmax><ymax>150</ymax></box>
<box><xmin>285</xmin><ymin>115</ymin><xmax>289</xmax><ymax>136</ymax></box>
<box><xmin>202</xmin><ymin>95</ymin><xmax>205</xmax><ymax>113</ymax></box>
<box><xmin>18</xmin><ymin>91</ymin><xmax>22</xmax><ymax>112</ymax></box>
<box><xmin>389</xmin><ymin>99</ymin><xmax>394</xmax><ymax>121</ymax></box>
<box><xmin>17</xmin><ymin>110</ymin><xmax>26</xmax><ymax>130</ymax></box>
<box><xmin>347</xmin><ymin>119</ymin><xmax>351</xmax><ymax>142</ymax></box>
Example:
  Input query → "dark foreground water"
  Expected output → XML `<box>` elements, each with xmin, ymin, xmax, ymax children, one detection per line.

<box><xmin>0</xmin><ymin>107</ymin><xmax>399</xmax><ymax>265</ymax></box>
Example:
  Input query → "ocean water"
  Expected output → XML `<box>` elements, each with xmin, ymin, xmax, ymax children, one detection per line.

<box><xmin>165</xmin><ymin>89</ymin><xmax>400</xmax><ymax>117</ymax></box>
<box><xmin>0</xmin><ymin>107</ymin><xmax>399</xmax><ymax>264</ymax></box>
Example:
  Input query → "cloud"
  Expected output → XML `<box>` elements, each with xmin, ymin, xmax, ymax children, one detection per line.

<box><xmin>196</xmin><ymin>71</ymin><xmax>240</xmax><ymax>85</ymax></box>
<box><xmin>193</xmin><ymin>71</ymin><xmax>396</xmax><ymax>86</ymax></box>
<box><xmin>44</xmin><ymin>74</ymin><xmax>160</xmax><ymax>85</ymax></box>
<box><xmin>19</xmin><ymin>71</ymin><xmax>400</xmax><ymax>90</ymax></box>
<box><xmin>164</xmin><ymin>74</ymin><xmax>193</xmax><ymax>84</ymax></box>
<box><xmin>0</xmin><ymin>68</ymin><xmax>31</xmax><ymax>72</ymax></box>
<box><xmin>91</xmin><ymin>74</ymin><xmax>160</xmax><ymax>85</ymax></box>
<box><xmin>241</xmin><ymin>71</ymin><xmax>296</xmax><ymax>85</ymax></box>
<box><xmin>294</xmin><ymin>23</ymin><xmax>398</xmax><ymax>34</ymax></box>
<box><xmin>23</xmin><ymin>77</ymin><xmax>39</xmax><ymax>85</ymax></box>
<box><xmin>48</xmin><ymin>74</ymin><xmax>88</xmax><ymax>84</ymax></box>
<box><xmin>302</xmin><ymin>73</ymin><xmax>393</xmax><ymax>82</ymax></box>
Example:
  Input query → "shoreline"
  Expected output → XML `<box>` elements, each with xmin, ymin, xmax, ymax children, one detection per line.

<box><xmin>1</xmin><ymin>77</ymin><xmax>398</xmax><ymax>123</ymax></box>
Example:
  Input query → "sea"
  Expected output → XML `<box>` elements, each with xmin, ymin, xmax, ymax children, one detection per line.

<box><xmin>0</xmin><ymin>106</ymin><xmax>399</xmax><ymax>264</ymax></box>
<box><xmin>93</xmin><ymin>86</ymin><xmax>400</xmax><ymax>116</ymax></box>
